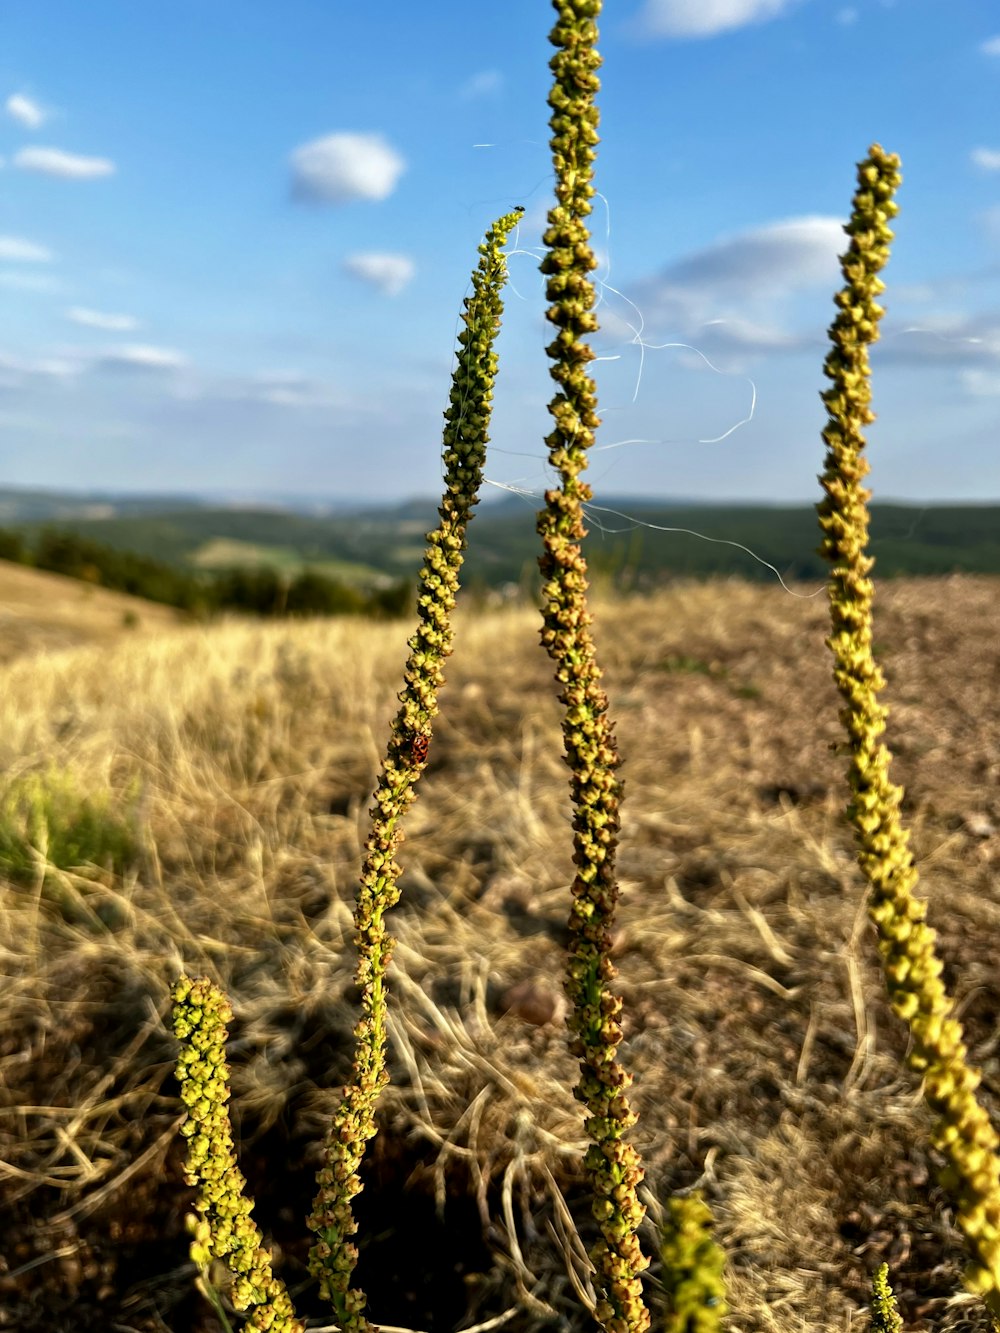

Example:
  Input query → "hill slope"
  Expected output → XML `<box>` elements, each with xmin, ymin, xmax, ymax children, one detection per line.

<box><xmin>0</xmin><ymin>559</ymin><xmax>185</xmax><ymax>664</ymax></box>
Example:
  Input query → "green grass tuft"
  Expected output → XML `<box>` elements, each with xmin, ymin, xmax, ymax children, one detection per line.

<box><xmin>0</xmin><ymin>767</ymin><xmax>140</xmax><ymax>886</ymax></box>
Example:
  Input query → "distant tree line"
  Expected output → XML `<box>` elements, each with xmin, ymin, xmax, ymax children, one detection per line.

<box><xmin>0</xmin><ymin>527</ymin><xmax>412</xmax><ymax>620</ymax></box>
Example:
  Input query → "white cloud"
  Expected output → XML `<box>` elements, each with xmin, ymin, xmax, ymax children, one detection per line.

<box><xmin>652</xmin><ymin>215</ymin><xmax>845</xmax><ymax>300</ymax></box>
<box><xmin>698</xmin><ymin>314</ymin><xmax>805</xmax><ymax>351</ymax></box>
<box><xmin>636</xmin><ymin>0</ymin><xmax>800</xmax><ymax>38</ymax></box>
<box><xmin>172</xmin><ymin>368</ymin><xmax>340</xmax><ymax>410</ymax></box>
<box><xmin>98</xmin><ymin>344</ymin><xmax>186</xmax><ymax>372</ymax></box>
<box><xmin>0</xmin><ymin>234</ymin><xmax>53</xmax><ymax>262</ymax></box>
<box><xmin>0</xmin><ymin>350</ymin><xmax>79</xmax><ymax>386</ymax></box>
<box><xmin>876</xmin><ymin>312</ymin><xmax>1000</xmax><ymax>368</ymax></box>
<box><xmin>616</xmin><ymin>215</ymin><xmax>847</xmax><ymax>364</ymax></box>
<box><xmin>459</xmin><ymin>70</ymin><xmax>504</xmax><ymax>99</ymax></box>
<box><xmin>13</xmin><ymin>146</ymin><xmax>116</xmax><ymax>180</ymax></box>
<box><xmin>971</xmin><ymin>147</ymin><xmax>1000</xmax><ymax>172</ymax></box>
<box><xmin>980</xmin><ymin>35</ymin><xmax>1000</xmax><ymax>56</ymax></box>
<box><xmin>290</xmin><ymin>132</ymin><xmax>405</xmax><ymax>204</ymax></box>
<box><xmin>66</xmin><ymin>306</ymin><xmax>139</xmax><ymax>332</ymax></box>
<box><xmin>252</xmin><ymin>371</ymin><xmax>338</xmax><ymax>408</ymax></box>
<box><xmin>5</xmin><ymin>93</ymin><xmax>46</xmax><ymax>129</ymax></box>
<box><xmin>836</xmin><ymin>7</ymin><xmax>858</xmax><ymax>24</ymax></box>
<box><xmin>343</xmin><ymin>252</ymin><xmax>416</xmax><ymax>296</ymax></box>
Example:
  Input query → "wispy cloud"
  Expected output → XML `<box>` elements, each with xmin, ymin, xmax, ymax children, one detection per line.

<box><xmin>971</xmin><ymin>147</ymin><xmax>1000</xmax><ymax>172</ymax></box>
<box><xmin>980</xmin><ymin>204</ymin><xmax>1000</xmax><ymax>243</ymax></box>
<box><xmin>980</xmin><ymin>35</ymin><xmax>1000</xmax><ymax>56</ymax></box>
<box><xmin>173</xmin><ymin>368</ymin><xmax>341</xmax><ymax>410</ymax></box>
<box><xmin>961</xmin><ymin>368</ymin><xmax>1000</xmax><ymax>396</ymax></box>
<box><xmin>0</xmin><ymin>270</ymin><xmax>61</xmax><ymax>293</ymax></box>
<box><xmin>875</xmin><ymin>311</ymin><xmax>1000</xmax><ymax>369</ymax></box>
<box><xmin>697</xmin><ymin>314</ymin><xmax>807</xmax><ymax>351</ymax></box>
<box><xmin>611</xmin><ymin>215</ymin><xmax>845</xmax><ymax>361</ymax></box>
<box><xmin>248</xmin><ymin>371</ymin><xmax>339</xmax><ymax>408</ymax></box>
<box><xmin>343</xmin><ymin>252</ymin><xmax>415</xmax><ymax>296</ymax></box>
<box><xmin>289</xmin><ymin>132</ymin><xmax>405</xmax><ymax>204</ymax></box>
<box><xmin>66</xmin><ymin>306</ymin><xmax>139</xmax><ymax>332</ymax></box>
<box><xmin>648</xmin><ymin>215</ymin><xmax>844</xmax><ymax>301</ymax></box>
<box><xmin>5</xmin><ymin>92</ymin><xmax>47</xmax><ymax>129</ymax></box>
<box><xmin>97</xmin><ymin>344</ymin><xmax>186</xmax><ymax>372</ymax></box>
<box><xmin>635</xmin><ymin>0</ymin><xmax>800</xmax><ymax>39</ymax></box>
<box><xmin>0</xmin><ymin>234</ymin><xmax>54</xmax><ymax>263</ymax></box>
<box><xmin>13</xmin><ymin>146</ymin><xmax>116</xmax><ymax>180</ymax></box>
<box><xmin>459</xmin><ymin>70</ymin><xmax>504</xmax><ymax>99</ymax></box>
<box><xmin>0</xmin><ymin>350</ymin><xmax>79</xmax><ymax>388</ymax></box>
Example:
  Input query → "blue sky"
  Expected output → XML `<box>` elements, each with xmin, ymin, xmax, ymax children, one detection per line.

<box><xmin>1</xmin><ymin>0</ymin><xmax>999</xmax><ymax>507</ymax></box>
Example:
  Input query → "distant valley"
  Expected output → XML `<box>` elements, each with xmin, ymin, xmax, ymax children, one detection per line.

<box><xmin>1</xmin><ymin>486</ymin><xmax>999</xmax><ymax>592</ymax></box>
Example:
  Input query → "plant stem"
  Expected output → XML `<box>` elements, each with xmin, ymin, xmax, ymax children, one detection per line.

<box><xmin>536</xmin><ymin>4</ymin><xmax>650</xmax><ymax>1331</ymax></box>
<box><xmin>306</xmin><ymin>206</ymin><xmax>524</xmax><ymax>1333</ymax></box>
<box><xmin>818</xmin><ymin>143</ymin><xmax>1000</xmax><ymax>1318</ymax></box>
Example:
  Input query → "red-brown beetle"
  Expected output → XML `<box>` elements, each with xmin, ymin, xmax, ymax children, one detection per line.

<box><xmin>410</xmin><ymin>733</ymin><xmax>430</xmax><ymax>765</ymax></box>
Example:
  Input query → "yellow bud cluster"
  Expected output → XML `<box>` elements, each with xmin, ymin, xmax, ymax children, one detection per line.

<box><xmin>659</xmin><ymin>1192</ymin><xmax>728</xmax><ymax>1333</ymax></box>
<box><xmin>817</xmin><ymin>146</ymin><xmax>1000</xmax><ymax>1319</ymax></box>
<box><xmin>536</xmin><ymin>4</ymin><xmax>650</xmax><ymax>1332</ymax></box>
<box><xmin>171</xmin><ymin>975</ymin><xmax>304</xmax><ymax>1333</ymax></box>
<box><xmin>870</xmin><ymin>1264</ymin><xmax>903</xmax><ymax>1333</ymax></box>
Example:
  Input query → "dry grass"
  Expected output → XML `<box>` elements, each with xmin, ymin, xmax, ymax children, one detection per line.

<box><xmin>0</xmin><ymin>560</ymin><xmax>184</xmax><ymax>665</ymax></box>
<box><xmin>1</xmin><ymin>575</ymin><xmax>998</xmax><ymax>1332</ymax></box>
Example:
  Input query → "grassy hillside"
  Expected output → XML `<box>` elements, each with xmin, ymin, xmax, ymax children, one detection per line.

<box><xmin>2</xmin><ymin>577</ymin><xmax>998</xmax><ymax>1331</ymax></box>
<box><xmin>12</xmin><ymin>500</ymin><xmax>1000</xmax><ymax>592</ymax></box>
<box><xmin>0</xmin><ymin>558</ymin><xmax>185</xmax><ymax>665</ymax></box>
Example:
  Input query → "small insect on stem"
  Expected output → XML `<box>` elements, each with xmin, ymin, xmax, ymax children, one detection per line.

<box><xmin>409</xmin><ymin>733</ymin><xmax>430</xmax><ymax>765</ymax></box>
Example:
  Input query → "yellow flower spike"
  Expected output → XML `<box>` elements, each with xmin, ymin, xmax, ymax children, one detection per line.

<box><xmin>536</xmin><ymin>3</ymin><xmax>650</xmax><ymax>1332</ymax></box>
<box><xmin>171</xmin><ymin>975</ymin><xmax>304</xmax><ymax>1333</ymax></box>
<box><xmin>659</xmin><ymin>1192</ymin><xmax>728</xmax><ymax>1333</ymax></box>
<box><xmin>870</xmin><ymin>1264</ymin><xmax>903</xmax><ymax>1333</ymax></box>
<box><xmin>817</xmin><ymin>144</ymin><xmax>1000</xmax><ymax>1322</ymax></box>
<box><xmin>305</xmin><ymin>205</ymin><xmax>523</xmax><ymax>1333</ymax></box>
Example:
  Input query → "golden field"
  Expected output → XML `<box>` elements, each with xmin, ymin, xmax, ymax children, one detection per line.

<box><xmin>1</xmin><ymin>574</ymin><xmax>998</xmax><ymax>1332</ymax></box>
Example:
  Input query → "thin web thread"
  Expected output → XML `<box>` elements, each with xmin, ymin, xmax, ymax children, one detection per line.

<box><xmin>455</xmin><ymin>158</ymin><xmax>977</xmax><ymax>595</ymax></box>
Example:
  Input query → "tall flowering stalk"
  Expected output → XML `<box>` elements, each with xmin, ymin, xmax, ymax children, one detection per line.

<box><xmin>536</xmin><ymin>3</ymin><xmax>650</xmax><ymax>1332</ymax></box>
<box><xmin>306</xmin><ymin>206</ymin><xmax>523</xmax><ymax>1333</ymax></box>
<box><xmin>818</xmin><ymin>144</ymin><xmax>1000</xmax><ymax>1316</ymax></box>
<box><xmin>172</xmin><ymin>975</ymin><xmax>304</xmax><ymax>1333</ymax></box>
